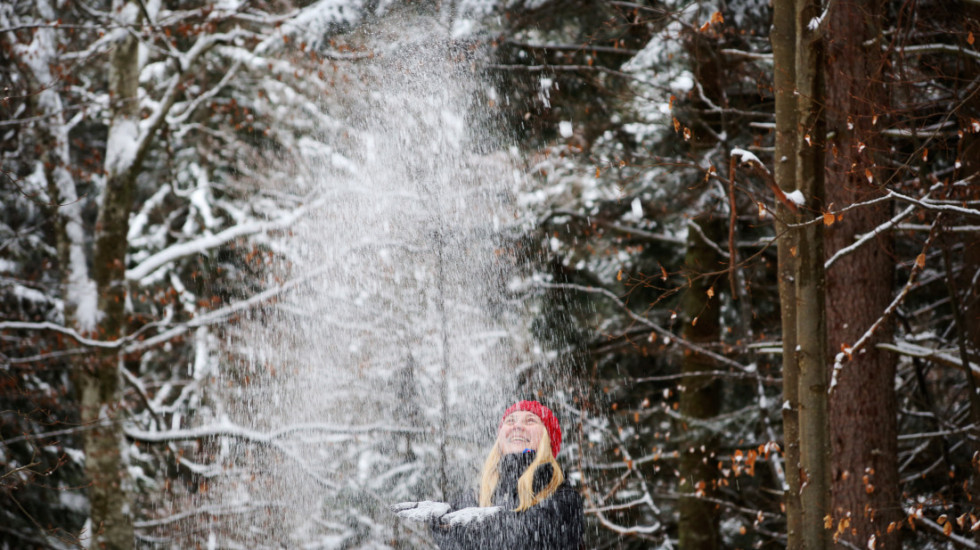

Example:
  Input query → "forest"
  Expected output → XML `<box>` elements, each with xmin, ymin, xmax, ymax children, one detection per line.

<box><xmin>1</xmin><ymin>0</ymin><xmax>978</xmax><ymax>548</ymax></box>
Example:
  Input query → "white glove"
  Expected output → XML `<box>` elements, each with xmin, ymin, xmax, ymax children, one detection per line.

<box><xmin>392</xmin><ymin>501</ymin><xmax>452</xmax><ymax>522</ymax></box>
<box><xmin>440</xmin><ymin>506</ymin><xmax>503</xmax><ymax>527</ymax></box>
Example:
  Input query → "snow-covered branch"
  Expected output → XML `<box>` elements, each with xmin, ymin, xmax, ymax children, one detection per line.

<box><xmin>134</xmin><ymin>501</ymin><xmax>287</xmax><ymax>529</ymax></box>
<box><xmin>1</xmin><ymin>263</ymin><xmax>326</xmax><ymax>358</ymax></box>
<box><xmin>830</xmin><ymin>224</ymin><xmax>939</xmax><ymax>392</ymax></box>
<box><xmin>123</xmin><ymin>264</ymin><xmax>328</xmax><ymax>353</ymax></box>
<box><xmin>126</xmin><ymin>206</ymin><xmax>307</xmax><ymax>282</ymax></box>
<box><xmin>0</xmin><ymin>321</ymin><xmax>120</xmax><ymax>348</ymax></box>
<box><xmin>730</xmin><ymin>147</ymin><xmax>799</xmax><ymax>213</ymax></box>
<box><xmin>720</xmin><ymin>48</ymin><xmax>773</xmax><ymax>62</ymax></box>
<box><xmin>125</xmin><ymin>421</ymin><xmax>340</xmax><ymax>490</ymax></box>
<box><xmin>125</xmin><ymin>421</ymin><xmax>427</xmax><ymax>443</ymax></box>
<box><xmin>915</xmin><ymin>515</ymin><xmax>980</xmax><ymax>548</ymax></box>
<box><xmin>877</xmin><ymin>342</ymin><xmax>974</xmax><ymax>372</ymax></box>
<box><xmin>896</xmin><ymin>43</ymin><xmax>980</xmax><ymax>64</ymax></box>
<box><xmin>889</xmin><ymin>189</ymin><xmax>980</xmax><ymax>218</ymax></box>
<box><xmin>788</xmin><ymin>181</ymin><xmax>975</xmax><ymax>229</ymax></box>
<box><xmin>825</xmin><ymin>203</ymin><xmax>917</xmax><ymax>270</ymax></box>
<box><xmin>132</xmin><ymin>29</ymin><xmax>249</xmax><ymax>175</ymax></box>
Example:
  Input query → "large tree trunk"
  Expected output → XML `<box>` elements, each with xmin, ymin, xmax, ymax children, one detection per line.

<box><xmin>955</xmin><ymin>0</ymin><xmax>980</xmax><ymax>354</ymax></box>
<box><xmin>83</xmin><ymin>1</ymin><xmax>141</xmax><ymax>547</ymax></box>
<box><xmin>677</xmin><ymin>215</ymin><xmax>723</xmax><ymax>550</ymax></box>
<box><xmin>794</xmin><ymin>0</ymin><xmax>831</xmax><ymax>547</ymax></box>
<box><xmin>823</xmin><ymin>1</ymin><xmax>900</xmax><ymax>548</ymax></box>
<box><xmin>771</xmin><ymin>1</ymin><xmax>801</xmax><ymax>547</ymax></box>
<box><xmin>951</xmin><ymin>21</ymin><xmax>980</xmax><ymax>538</ymax></box>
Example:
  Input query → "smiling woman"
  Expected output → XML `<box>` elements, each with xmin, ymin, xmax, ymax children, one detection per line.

<box><xmin>394</xmin><ymin>400</ymin><xmax>584</xmax><ymax>549</ymax></box>
<box><xmin>499</xmin><ymin>410</ymin><xmax>545</xmax><ymax>454</ymax></box>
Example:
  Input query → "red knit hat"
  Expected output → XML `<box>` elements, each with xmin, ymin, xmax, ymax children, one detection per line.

<box><xmin>501</xmin><ymin>400</ymin><xmax>562</xmax><ymax>456</ymax></box>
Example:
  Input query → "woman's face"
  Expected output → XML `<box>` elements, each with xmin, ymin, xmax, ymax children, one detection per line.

<box><xmin>498</xmin><ymin>410</ymin><xmax>545</xmax><ymax>455</ymax></box>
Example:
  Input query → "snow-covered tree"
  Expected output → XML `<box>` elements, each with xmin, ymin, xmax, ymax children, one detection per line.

<box><xmin>1</xmin><ymin>0</ymin><xmax>373</xmax><ymax>546</ymax></box>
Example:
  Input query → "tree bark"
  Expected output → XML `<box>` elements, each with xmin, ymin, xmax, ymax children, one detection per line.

<box><xmin>794</xmin><ymin>0</ymin><xmax>831</xmax><ymax>547</ymax></box>
<box><xmin>83</xmin><ymin>1</ymin><xmax>141</xmax><ymax>547</ymax></box>
<box><xmin>951</xmin><ymin>34</ymin><xmax>980</xmax><ymax>537</ymax></box>
<box><xmin>823</xmin><ymin>1</ymin><xmax>900</xmax><ymax>548</ymax></box>
<box><xmin>677</xmin><ymin>215</ymin><xmax>723</xmax><ymax>550</ymax></box>
<box><xmin>772</xmin><ymin>0</ymin><xmax>802</xmax><ymax>547</ymax></box>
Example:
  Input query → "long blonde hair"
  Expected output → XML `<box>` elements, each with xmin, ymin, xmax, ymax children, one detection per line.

<box><xmin>477</xmin><ymin>430</ymin><xmax>564</xmax><ymax>511</ymax></box>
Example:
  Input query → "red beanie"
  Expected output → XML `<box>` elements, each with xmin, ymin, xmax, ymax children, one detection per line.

<box><xmin>501</xmin><ymin>400</ymin><xmax>562</xmax><ymax>457</ymax></box>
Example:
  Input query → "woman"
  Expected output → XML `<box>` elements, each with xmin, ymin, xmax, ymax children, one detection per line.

<box><xmin>429</xmin><ymin>400</ymin><xmax>584</xmax><ymax>549</ymax></box>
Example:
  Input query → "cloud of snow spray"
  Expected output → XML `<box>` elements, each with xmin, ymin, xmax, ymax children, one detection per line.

<box><xmin>197</xmin><ymin>17</ymin><xmax>564</xmax><ymax>548</ymax></box>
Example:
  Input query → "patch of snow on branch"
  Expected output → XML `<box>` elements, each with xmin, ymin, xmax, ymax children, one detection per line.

<box><xmin>784</xmin><ymin>190</ymin><xmax>806</xmax><ymax>206</ymax></box>
<box><xmin>730</xmin><ymin>147</ymin><xmax>762</xmax><ymax>166</ymax></box>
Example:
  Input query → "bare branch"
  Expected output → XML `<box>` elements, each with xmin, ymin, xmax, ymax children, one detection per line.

<box><xmin>538</xmin><ymin>209</ymin><xmax>684</xmax><ymax>245</ymax></box>
<box><xmin>1</xmin><ymin>461</ymin><xmax>41</xmax><ymax>481</ymax></box>
<box><xmin>486</xmin><ymin>63</ymin><xmax>635</xmax><ymax>79</ymax></box>
<box><xmin>531</xmin><ymin>281</ymin><xmax>751</xmax><ymax>373</ymax></box>
<box><xmin>504</xmin><ymin>40</ymin><xmax>639</xmax><ymax>56</ymax></box>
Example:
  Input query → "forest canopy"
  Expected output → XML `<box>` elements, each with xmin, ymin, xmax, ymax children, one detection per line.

<box><xmin>1</xmin><ymin>0</ymin><xmax>978</xmax><ymax>549</ymax></box>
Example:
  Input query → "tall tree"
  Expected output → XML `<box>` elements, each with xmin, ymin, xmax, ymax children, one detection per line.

<box><xmin>81</xmin><ymin>1</ymin><xmax>143</xmax><ymax>545</ymax></box>
<box><xmin>771</xmin><ymin>0</ymin><xmax>802</xmax><ymax>547</ymax></box>
<box><xmin>823</xmin><ymin>0</ymin><xmax>900</xmax><ymax>548</ymax></box>
<box><xmin>677</xmin><ymin>215</ymin><xmax>723</xmax><ymax>550</ymax></box>
<box><xmin>793</xmin><ymin>0</ymin><xmax>831</xmax><ymax>546</ymax></box>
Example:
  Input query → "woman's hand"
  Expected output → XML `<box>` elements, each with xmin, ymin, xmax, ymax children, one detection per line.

<box><xmin>439</xmin><ymin>506</ymin><xmax>503</xmax><ymax>527</ymax></box>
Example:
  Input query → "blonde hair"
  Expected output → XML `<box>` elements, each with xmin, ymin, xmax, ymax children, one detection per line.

<box><xmin>477</xmin><ymin>430</ymin><xmax>564</xmax><ymax>511</ymax></box>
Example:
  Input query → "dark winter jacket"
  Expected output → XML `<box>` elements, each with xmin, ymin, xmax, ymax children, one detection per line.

<box><xmin>431</xmin><ymin>452</ymin><xmax>584</xmax><ymax>550</ymax></box>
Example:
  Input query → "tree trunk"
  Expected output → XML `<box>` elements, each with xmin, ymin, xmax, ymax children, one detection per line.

<box><xmin>951</xmin><ymin>41</ymin><xmax>980</xmax><ymax>538</ymax></box>
<box><xmin>955</xmin><ymin>0</ymin><xmax>980</xmax><ymax>354</ymax></box>
<box><xmin>794</xmin><ymin>0</ymin><xmax>831</xmax><ymax>547</ymax></box>
<box><xmin>677</xmin><ymin>215</ymin><xmax>723</xmax><ymax>550</ymax></box>
<box><xmin>83</xmin><ymin>1</ymin><xmax>141</xmax><ymax>547</ymax></box>
<box><xmin>772</xmin><ymin>1</ymin><xmax>802</xmax><ymax>547</ymax></box>
<box><xmin>823</xmin><ymin>1</ymin><xmax>900</xmax><ymax>548</ymax></box>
